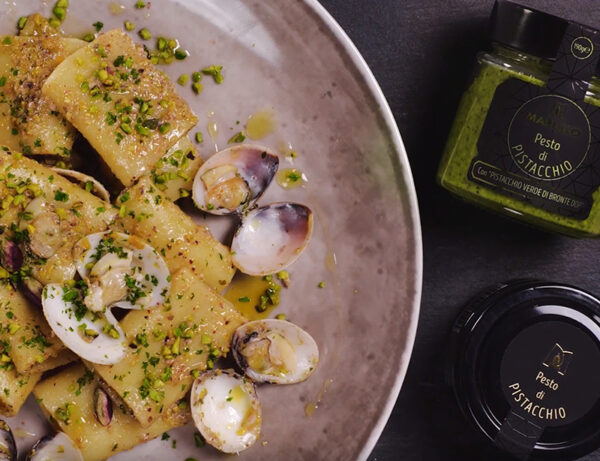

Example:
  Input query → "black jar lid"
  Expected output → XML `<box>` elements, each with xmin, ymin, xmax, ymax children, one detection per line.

<box><xmin>447</xmin><ymin>280</ymin><xmax>600</xmax><ymax>460</ymax></box>
<box><xmin>490</xmin><ymin>1</ymin><xmax>568</xmax><ymax>59</ymax></box>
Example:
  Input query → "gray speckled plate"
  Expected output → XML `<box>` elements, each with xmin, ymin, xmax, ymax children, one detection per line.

<box><xmin>0</xmin><ymin>1</ymin><xmax>422</xmax><ymax>460</ymax></box>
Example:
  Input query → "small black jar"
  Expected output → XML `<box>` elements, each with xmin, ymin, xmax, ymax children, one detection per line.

<box><xmin>447</xmin><ymin>280</ymin><xmax>600</xmax><ymax>460</ymax></box>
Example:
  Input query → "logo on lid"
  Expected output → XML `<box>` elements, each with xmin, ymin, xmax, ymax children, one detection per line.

<box><xmin>571</xmin><ymin>36</ymin><xmax>594</xmax><ymax>60</ymax></box>
<box><xmin>542</xmin><ymin>343</ymin><xmax>573</xmax><ymax>376</ymax></box>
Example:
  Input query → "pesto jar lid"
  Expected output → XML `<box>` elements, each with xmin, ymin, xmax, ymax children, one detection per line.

<box><xmin>447</xmin><ymin>280</ymin><xmax>600</xmax><ymax>459</ymax></box>
<box><xmin>490</xmin><ymin>1</ymin><xmax>567</xmax><ymax>60</ymax></box>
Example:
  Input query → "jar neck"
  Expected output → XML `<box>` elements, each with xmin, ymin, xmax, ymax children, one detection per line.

<box><xmin>491</xmin><ymin>43</ymin><xmax>600</xmax><ymax>98</ymax></box>
<box><xmin>491</xmin><ymin>43</ymin><xmax>553</xmax><ymax>73</ymax></box>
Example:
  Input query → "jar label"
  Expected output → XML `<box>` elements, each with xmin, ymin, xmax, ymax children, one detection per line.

<box><xmin>500</xmin><ymin>320</ymin><xmax>600</xmax><ymax>427</ymax></box>
<box><xmin>469</xmin><ymin>23</ymin><xmax>600</xmax><ymax>219</ymax></box>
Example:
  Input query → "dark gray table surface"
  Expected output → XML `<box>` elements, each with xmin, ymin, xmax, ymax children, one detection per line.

<box><xmin>316</xmin><ymin>1</ymin><xmax>600</xmax><ymax>460</ymax></box>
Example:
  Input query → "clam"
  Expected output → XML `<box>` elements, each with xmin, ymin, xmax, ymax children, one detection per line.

<box><xmin>19</xmin><ymin>197</ymin><xmax>64</xmax><ymax>259</ymax></box>
<box><xmin>42</xmin><ymin>283</ymin><xmax>127</xmax><ymax>365</ymax></box>
<box><xmin>0</xmin><ymin>420</ymin><xmax>16</xmax><ymax>461</ymax></box>
<box><xmin>42</xmin><ymin>232</ymin><xmax>170</xmax><ymax>364</ymax></box>
<box><xmin>50</xmin><ymin>168</ymin><xmax>111</xmax><ymax>202</ymax></box>
<box><xmin>231</xmin><ymin>203</ymin><xmax>313</xmax><ymax>276</ymax></box>
<box><xmin>232</xmin><ymin>319</ymin><xmax>318</xmax><ymax>384</ymax></box>
<box><xmin>190</xmin><ymin>369</ymin><xmax>261</xmax><ymax>454</ymax></box>
<box><xmin>26</xmin><ymin>432</ymin><xmax>83</xmax><ymax>461</ymax></box>
<box><xmin>73</xmin><ymin>231</ymin><xmax>170</xmax><ymax>311</ymax></box>
<box><xmin>192</xmin><ymin>144</ymin><xmax>279</xmax><ymax>215</ymax></box>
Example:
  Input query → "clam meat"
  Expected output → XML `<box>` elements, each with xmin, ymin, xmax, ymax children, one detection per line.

<box><xmin>73</xmin><ymin>231</ymin><xmax>170</xmax><ymax>311</ymax></box>
<box><xmin>190</xmin><ymin>369</ymin><xmax>261</xmax><ymax>454</ymax></box>
<box><xmin>192</xmin><ymin>144</ymin><xmax>279</xmax><ymax>215</ymax></box>
<box><xmin>232</xmin><ymin>319</ymin><xmax>319</xmax><ymax>384</ymax></box>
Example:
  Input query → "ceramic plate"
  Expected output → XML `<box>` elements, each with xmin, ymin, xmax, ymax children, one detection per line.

<box><xmin>0</xmin><ymin>1</ymin><xmax>422</xmax><ymax>459</ymax></box>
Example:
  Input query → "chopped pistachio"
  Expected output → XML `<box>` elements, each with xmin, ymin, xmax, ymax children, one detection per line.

<box><xmin>17</xmin><ymin>16</ymin><xmax>27</xmax><ymax>30</ymax></box>
<box><xmin>98</xmin><ymin>69</ymin><xmax>109</xmax><ymax>82</ymax></box>
<box><xmin>318</xmin><ymin>281</ymin><xmax>325</xmax><ymax>288</ymax></box>
<box><xmin>82</xmin><ymin>33</ymin><xmax>95</xmax><ymax>42</ymax></box>
<box><xmin>200</xmin><ymin>334</ymin><xmax>212</xmax><ymax>345</ymax></box>
<box><xmin>52</xmin><ymin>6</ymin><xmax>66</xmax><ymax>21</ymax></box>
<box><xmin>275</xmin><ymin>313</ymin><xmax>286</xmax><ymax>320</ymax></box>
<box><xmin>194</xmin><ymin>132</ymin><xmax>203</xmax><ymax>144</ymax></box>
<box><xmin>124</xmin><ymin>20</ymin><xmax>136</xmax><ymax>31</ymax></box>
<box><xmin>174</xmin><ymin>49</ymin><xmax>187</xmax><ymax>60</ymax></box>
<box><xmin>138</xmin><ymin>28</ymin><xmax>152</xmax><ymax>40</ymax></box>
<box><xmin>276</xmin><ymin>270</ymin><xmax>290</xmax><ymax>287</ymax></box>
<box><xmin>56</xmin><ymin>208</ymin><xmax>67</xmax><ymax>220</ymax></box>
<box><xmin>135</xmin><ymin>0</ymin><xmax>146</xmax><ymax>8</ymax></box>
<box><xmin>171</xmin><ymin>337</ymin><xmax>181</xmax><ymax>355</ymax></box>
<box><xmin>48</xmin><ymin>17</ymin><xmax>61</xmax><ymax>29</ymax></box>
<box><xmin>192</xmin><ymin>82</ymin><xmax>202</xmax><ymax>94</ymax></box>
<box><xmin>177</xmin><ymin>74</ymin><xmax>189</xmax><ymax>86</ymax></box>
<box><xmin>228</xmin><ymin>131</ymin><xmax>246</xmax><ymax>144</ymax></box>
<box><xmin>201</xmin><ymin>65</ymin><xmax>224</xmax><ymax>84</ymax></box>
<box><xmin>135</xmin><ymin>124</ymin><xmax>151</xmax><ymax>136</ymax></box>
<box><xmin>84</xmin><ymin>329</ymin><xmax>99</xmax><ymax>338</ymax></box>
<box><xmin>161</xmin><ymin>345</ymin><xmax>172</xmax><ymax>357</ymax></box>
<box><xmin>120</xmin><ymin>122</ymin><xmax>132</xmax><ymax>134</ymax></box>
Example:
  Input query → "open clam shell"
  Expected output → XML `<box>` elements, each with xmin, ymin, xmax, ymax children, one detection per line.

<box><xmin>26</xmin><ymin>432</ymin><xmax>83</xmax><ymax>461</ymax></box>
<box><xmin>231</xmin><ymin>202</ymin><xmax>313</xmax><ymax>276</ymax></box>
<box><xmin>42</xmin><ymin>283</ymin><xmax>126</xmax><ymax>365</ymax></box>
<box><xmin>190</xmin><ymin>369</ymin><xmax>262</xmax><ymax>454</ymax></box>
<box><xmin>232</xmin><ymin>319</ymin><xmax>319</xmax><ymax>384</ymax></box>
<box><xmin>192</xmin><ymin>144</ymin><xmax>279</xmax><ymax>215</ymax></box>
<box><xmin>74</xmin><ymin>231</ymin><xmax>170</xmax><ymax>311</ymax></box>
<box><xmin>0</xmin><ymin>420</ymin><xmax>15</xmax><ymax>461</ymax></box>
<box><xmin>50</xmin><ymin>168</ymin><xmax>111</xmax><ymax>202</ymax></box>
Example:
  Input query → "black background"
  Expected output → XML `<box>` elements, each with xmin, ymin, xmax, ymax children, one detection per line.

<box><xmin>317</xmin><ymin>1</ymin><xmax>600</xmax><ymax>460</ymax></box>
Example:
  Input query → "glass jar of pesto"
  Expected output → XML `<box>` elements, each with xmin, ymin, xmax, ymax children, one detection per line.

<box><xmin>437</xmin><ymin>1</ymin><xmax>600</xmax><ymax>237</ymax></box>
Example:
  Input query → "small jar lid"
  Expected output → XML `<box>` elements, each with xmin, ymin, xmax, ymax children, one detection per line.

<box><xmin>447</xmin><ymin>280</ymin><xmax>600</xmax><ymax>460</ymax></box>
<box><xmin>490</xmin><ymin>1</ymin><xmax>568</xmax><ymax>59</ymax></box>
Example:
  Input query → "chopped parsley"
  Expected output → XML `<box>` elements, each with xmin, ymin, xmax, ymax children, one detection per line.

<box><xmin>124</xmin><ymin>274</ymin><xmax>147</xmax><ymax>303</ymax></box>
<box><xmin>54</xmin><ymin>190</ymin><xmax>69</xmax><ymax>202</ymax></box>
<box><xmin>75</xmin><ymin>370</ymin><xmax>94</xmax><ymax>396</ymax></box>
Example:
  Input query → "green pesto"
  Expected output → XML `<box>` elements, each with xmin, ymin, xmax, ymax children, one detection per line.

<box><xmin>437</xmin><ymin>46</ymin><xmax>600</xmax><ymax>237</ymax></box>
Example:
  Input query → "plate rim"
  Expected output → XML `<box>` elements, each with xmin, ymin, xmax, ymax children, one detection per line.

<box><xmin>0</xmin><ymin>1</ymin><xmax>423</xmax><ymax>458</ymax></box>
<box><xmin>304</xmin><ymin>1</ymin><xmax>423</xmax><ymax>459</ymax></box>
